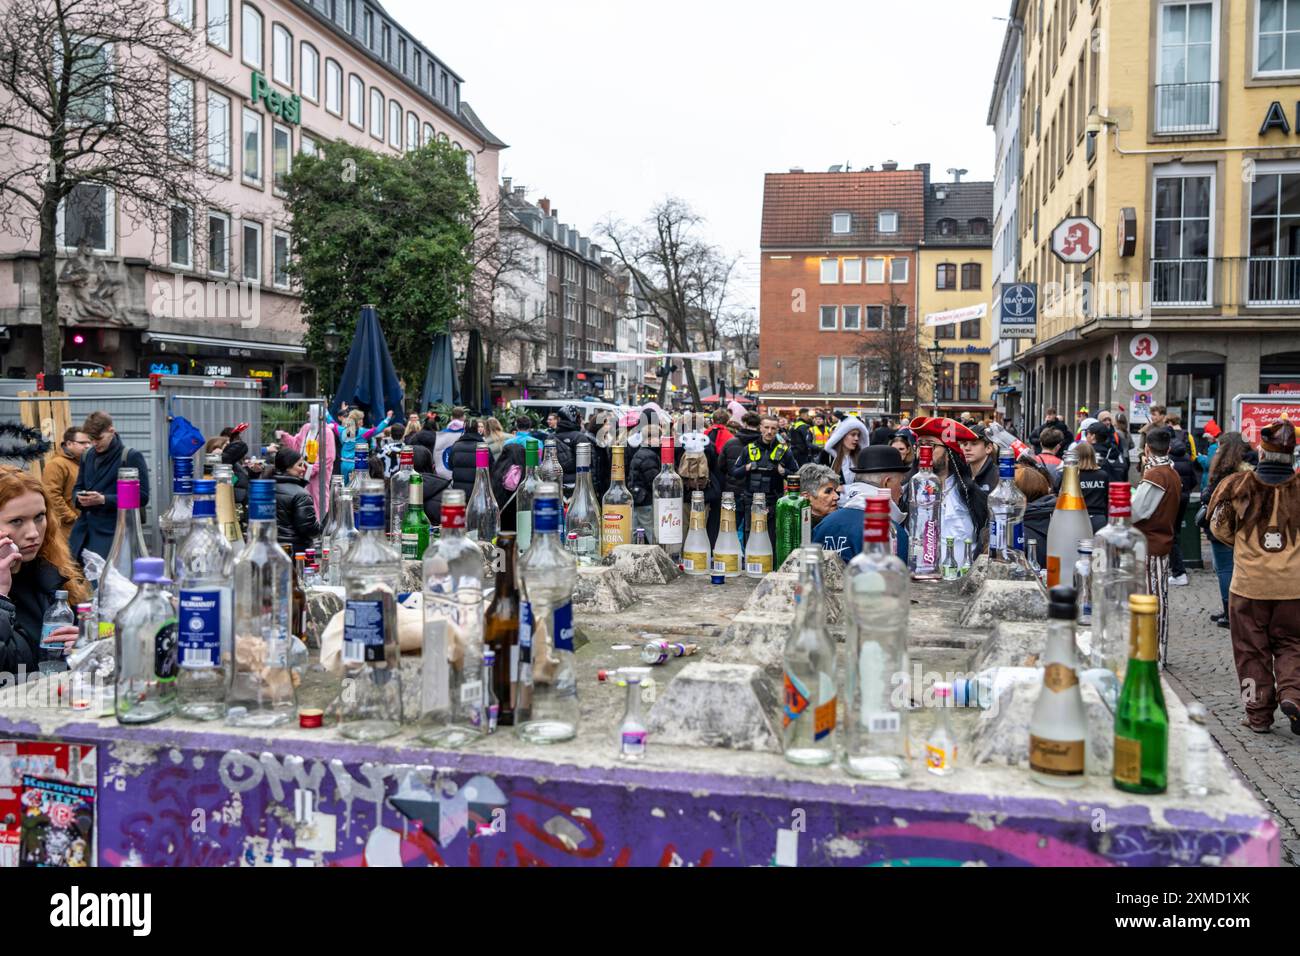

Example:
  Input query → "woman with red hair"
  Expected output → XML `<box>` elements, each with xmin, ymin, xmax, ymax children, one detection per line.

<box><xmin>0</xmin><ymin>467</ymin><xmax>88</xmax><ymax>675</ymax></box>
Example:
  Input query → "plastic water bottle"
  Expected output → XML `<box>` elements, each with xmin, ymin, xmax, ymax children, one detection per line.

<box><xmin>38</xmin><ymin>590</ymin><xmax>75</xmax><ymax>674</ymax></box>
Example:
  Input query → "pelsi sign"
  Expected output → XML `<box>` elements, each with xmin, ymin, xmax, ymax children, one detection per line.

<box><xmin>251</xmin><ymin>72</ymin><xmax>301</xmax><ymax>125</ymax></box>
<box><xmin>761</xmin><ymin>381</ymin><xmax>816</xmax><ymax>392</ymax></box>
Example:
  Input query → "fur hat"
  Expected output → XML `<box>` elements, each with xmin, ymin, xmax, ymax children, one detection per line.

<box><xmin>1261</xmin><ymin>419</ymin><xmax>1297</xmax><ymax>454</ymax></box>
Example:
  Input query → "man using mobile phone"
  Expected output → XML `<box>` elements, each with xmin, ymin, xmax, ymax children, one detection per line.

<box><xmin>67</xmin><ymin>412</ymin><xmax>150</xmax><ymax>565</ymax></box>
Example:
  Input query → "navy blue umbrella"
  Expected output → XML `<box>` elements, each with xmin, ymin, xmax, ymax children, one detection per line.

<box><xmin>332</xmin><ymin>305</ymin><xmax>404</xmax><ymax>422</ymax></box>
<box><xmin>419</xmin><ymin>332</ymin><xmax>460</xmax><ymax>410</ymax></box>
<box><xmin>459</xmin><ymin>329</ymin><xmax>491</xmax><ymax>415</ymax></box>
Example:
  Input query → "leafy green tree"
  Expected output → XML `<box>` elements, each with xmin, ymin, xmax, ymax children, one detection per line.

<box><xmin>283</xmin><ymin>139</ymin><xmax>477</xmax><ymax>392</ymax></box>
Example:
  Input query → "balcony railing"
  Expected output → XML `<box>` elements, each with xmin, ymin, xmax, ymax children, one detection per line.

<box><xmin>1245</xmin><ymin>256</ymin><xmax>1300</xmax><ymax>306</ymax></box>
<box><xmin>1144</xmin><ymin>257</ymin><xmax>1300</xmax><ymax>310</ymax></box>
<box><xmin>1151</xmin><ymin>258</ymin><xmax>1212</xmax><ymax>307</ymax></box>
<box><xmin>1154</xmin><ymin>81</ymin><xmax>1219</xmax><ymax>134</ymax></box>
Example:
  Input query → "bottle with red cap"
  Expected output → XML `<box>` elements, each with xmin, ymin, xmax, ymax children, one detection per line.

<box><xmin>651</xmin><ymin>435</ymin><xmax>683</xmax><ymax>561</ymax></box>
<box><xmin>843</xmin><ymin>496</ymin><xmax>912</xmax><ymax>779</ymax></box>
<box><xmin>907</xmin><ymin>445</ymin><xmax>943</xmax><ymax>582</ymax></box>
<box><xmin>1090</xmin><ymin>482</ymin><xmax>1149</xmax><ymax>678</ymax></box>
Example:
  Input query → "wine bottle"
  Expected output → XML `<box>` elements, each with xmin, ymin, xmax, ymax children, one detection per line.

<box><xmin>1113</xmin><ymin>594</ymin><xmax>1168</xmax><ymax>794</ymax></box>
<box><xmin>601</xmin><ymin>445</ymin><xmax>634</xmax><ymax>557</ymax></box>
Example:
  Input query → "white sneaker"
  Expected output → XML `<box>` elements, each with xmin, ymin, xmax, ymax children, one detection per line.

<box><xmin>1169</xmin><ymin>574</ymin><xmax>1189</xmax><ymax>587</ymax></box>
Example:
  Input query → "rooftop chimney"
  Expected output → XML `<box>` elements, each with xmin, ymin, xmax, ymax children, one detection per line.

<box><xmin>914</xmin><ymin>162</ymin><xmax>931</xmax><ymax>193</ymax></box>
<box><xmin>502</xmin><ymin>176</ymin><xmax>512</xmax><ymax>193</ymax></box>
<box><xmin>881</xmin><ymin>160</ymin><xmax>899</xmax><ymax>172</ymax></box>
<box><xmin>538</xmin><ymin>197</ymin><xmax>551</xmax><ymax>215</ymax></box>
<box><xmin>789</xmin><ymin>167</ymin><xmax>804</xmax><ymax>173</ymax></box>
<box><xmin>947</xmin><ymin>167</ymin><xmax>968</xmax><ymax>183</ymax></box>
<box><xmin>514</xmin><ymin>186</ymin><xmax>525</xmax><ymax>198</ymax></box>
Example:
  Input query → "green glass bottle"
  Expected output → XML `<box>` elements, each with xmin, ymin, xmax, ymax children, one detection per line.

<box><xmin>774</xmin><ymin>477</ymin><xmax>808</xmax><ymax>569</ymax></box>
<box><xmin>1113</xmin><ymin>594</ymin><xmax>1168</xmax><ymax>794</ymax></box>
<box><xmin>400</xmin><ymin>473</ymin><xmax>431</xmax><ymax>561</ymax></box>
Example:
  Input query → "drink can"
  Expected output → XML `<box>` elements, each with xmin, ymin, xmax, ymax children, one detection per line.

<box><xmin>633</xmin><ymin>528</ymin><xmax>648</xmax><ymax>545</ymax></box>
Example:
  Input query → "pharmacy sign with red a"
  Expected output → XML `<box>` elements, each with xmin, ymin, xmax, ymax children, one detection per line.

<box><xmin>1051</xmin><ymin>216</ymin><xmax>1101</xmax><ymax>264</ymax></box>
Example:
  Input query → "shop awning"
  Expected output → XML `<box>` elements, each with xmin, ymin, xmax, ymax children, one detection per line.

<box><xmin>142</xmin><ymin>331</ymin><xmax>308</xmax><ymax>357</ymax></box>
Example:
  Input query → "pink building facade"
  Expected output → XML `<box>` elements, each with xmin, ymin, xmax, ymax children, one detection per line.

<box><xmin>0</xmin><ymin>0</ymin><xmax>504</xmax><ymax>393</ymax></box>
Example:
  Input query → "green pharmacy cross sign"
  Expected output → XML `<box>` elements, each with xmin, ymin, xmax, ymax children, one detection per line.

<box><xmin>250</xmin><ymin>72</ymin><xmax>301</xmax><ymax>125</ymax></box>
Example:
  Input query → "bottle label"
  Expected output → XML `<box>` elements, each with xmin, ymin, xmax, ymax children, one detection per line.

<box><xmin>401</xmin><ymin>532</ymin><xmax>422</xmax><ymax>560</ymax></box>
<box><xmin>814</xmin><ymin>690</ymin><xmax>836</xmax><ymax>742</ymax></box>
<box><xmin>1046</xmin><ymin>556</ymin><xmax>1063</xmax><ymax>589</ymax></box>
<box><xmin>782</xmin><ymin>671</ymin><xmax>810</xmax><ymax>728</ymax></box>
<box><xmin>552</xmin><ymin>603</ymin><xmax>575</xmax><ymax>653</ymax></box>
<box><xmin>518</xmin><ymin>603</ymin><xmax>533</xmax><ymax>660</ymax></box>
<box><xmin>655</xmin><ymin>499</ymin><xmax>683</xmax><ymax>545</ymax></box>
<box><xmin>1113</xmin><ymin>736</ymin><xmax>1143</xmax><ymax>785</ymax></box>
<box><xmin>920</xmin><ymin>515</ymin><xmax>939</xmax><ymax>570</ymax></box>
<box><xmin>746</xmin><ymin>556</ymin><xmax>772</xmax><ymax>575</ymax></box>
<box><xmin>867</xmin><ymin>712</ymin><xmax>901</xmax><ymax>735</ymax></box>
<box><xmin>343</xmin><ymin>599</ymin><xmax>387</xmax><ymax>664</ymax></box>
<box><xmin>488</xmin><ymin>704</ymin><xmax>499</xmax><ymax>732</ymax></box>
<box><xmin>621</xmin><ymin>730</ymin><xmax>647</xmax><ymax>756</ymax></box>
<box><xmin>713</xmin><ymin>552</ymin><xmax>740</xmax><ymax>574</ymax></box>
<box><xmin>925</xmin><ymin>743</ymin><xmax>954</xmax><ymax>771</ymax></box>
<box><xmin>601</xmin><ymin>506</ymin><xmax>633</xmax><ymax>555</ymax></box>
<box><xmin>154</xmin><ymin>620</ymin><xmax>179</xmax><ymax>681</ymax></box>
<box><xmin>574</xmin><ymin>535</ymin><xmax>596</xmax><ymax>555</ymax></box>
<box><xmin>178</xmin><ymin>589</ymin><xmax>224</xmax><ymax>669</ymax></box>
<box><xmin>1030</xmin><ymin>735</ymin><xmax>1085</xmax><ymax>776</ymax></box>
<box><xmin>1043</xmin><ymin>663</ymin><xmax>1079</xmax><ymax>693</ymax></box>
<box><xmin>516</xmin><ymin>510</ymin><xmax>532</xmax><ymax>552</ymax></box>
<box><xmin>460</xmin><ymin>679</ymin><xmax>483</xmax><ymax>705</ymax></box>
<box><xmin>990</xmin><ymin>517</ymin><xmax>1007</xmax><ymax>553</ymax></box>
<box><xmin>800</xmin><ymin>507</ymin><xmax>811</xmax><ymax>547</ymax></box>
<box><xmin>1013</xmin><ymin>522</ymin><xmax>1025</xmax><ymax>551</ymax></box>
<box><xmin>422</xmin><ymin>618</ymin><xmax>450</xmax><ymax>712</ymax></box>
<box><xmin>681</xmin><ymin>551</ymin><xmax>708</xmax><ymax>572</ymax></box>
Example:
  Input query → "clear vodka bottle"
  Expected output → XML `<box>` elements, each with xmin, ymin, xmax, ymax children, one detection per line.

<box><xmin>419</xmin><ymin>489</ymin><xmax>487</xmax><ymax>748</ymax></box>
<box><xmin>228</xmin><ymin>479</ymin><xmax>296</xmax><ymax>728</ymax></box>
<box><xmin>618</xmin><ymin>671</ymin><xmax>648</xmax><ymax>760</ymax></box>
<box><xmin>1029</xmin><ymin>587</ymin><xmax>1087</xmax><ymax>788</ymax></box>
<box><xmin>175</xmin><ymin>479</ymin><xmax>235</xmax><ymax>721</ymax></box>
<box><xmin>1073</xmin><ymin>540</ymin><xmax>1094</xmax><ymax>627</ymax></box>
<box><xmin>565</xmin><ymin>443</ymin><xmax>600</xmax><ymax>565</ymax></box>
<box><xmin>389</xmin><ymin>448</ymin><xmax>415</xmax><ymax>543</ymax></box>
<box><xmin>516</xmin><ymin>439</ymin><xmax>541</xmax><ymax>553</ymax></box>
<box><xmin>159</xmin><ymin>456</ymin><xmax>194</xmax><ymax>580</ymax></box>
<box><xmin>987</xmin><ymin>450</ymin><xmax>1026</xmax><ymax>563</ymax></box>
<box><xmin>348</xmin><ymin>441</ymin><xmax>370</xmax><ymax>502</ymax></box>
<box><xmin>319</xmin><ymin>475</ymin><xmax>344</xmax><ymax>579</ymax></box>
<box><xmin>516</xmin><ymin>482</ymin><xmax>579</xmax><ymax>744</ymax></box>
<box><xmin>907</xmin><ymin>445</ymin><xmax>943</xmax><ymax>581</ymax></box>
<box><xmin>327</xmin><ymin>491</ymin><xmax>359</xmax><ymax>583</ymax></box>
<box><xmin>1090</xmin><ymin>482</ymin><xmax>1148</xmax><ymax>676</ymax></box>
<box><xmin>339</xmin><ymin>479</ymin><xmax>403</xmax><ymax>740</ymax></box>
<box><xmin>465</xmin><ymin>446</ymin><xmax>499</xmax><ymax>544</ymax></box>
<box><xmin>844</xmin><ymin>497</ymin><xmax>911</xmax><ymax>779</ymax></box>
<box><xmin>104</xmin><ymin>468</ymin><xmax>149</xmax><ymax>626</ymax></box>
<box><xmin>114</xmin><ymin>558</ymin><xmax>178</xmax><ymax>725</ymax></box>
<box><xmin>539</xmin><ymin>438</ymin><xmax>565</xmax><ymax>498</ymax></box>
<box><xmin>782</xmin><ymin>548</ymin><xmax>837</xmax><ymax>765</ymax></box>
<box><xmin>651</xmin><ymin>436</ymin><xmax>683</xmax><ymax>560</ymax></box>
<box><xmin>1183</xmin><ymin>702</ymin><xmax>1212</xmax><ymax>797</ymax></box>
<box><xmin>926</xmin><ymin>682</ymin><xmax>957</xmax><ymax>775</ymax></box>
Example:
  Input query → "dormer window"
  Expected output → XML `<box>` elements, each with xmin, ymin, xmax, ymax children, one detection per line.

<box><xmin>938</xmin><ymin>218</ymin><xmax>957</xmax><ymax>236</ymax></box>
<box><xmin>878</xmin><ymin>210</ymin><xmax>899</xmax><ymax>233</ymax></box>
<box><xmin>969</xmin><ymin>218</ymin><xmax>989</xmax><ymax>236</ymax></box>
<box><xmin>832</xmin><ymin>212</ymin><xmax>851</xmax><ymax>234</ymax></box>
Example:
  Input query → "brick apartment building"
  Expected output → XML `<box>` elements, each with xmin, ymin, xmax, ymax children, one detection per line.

<box><xmin>759</xmin><ymin>164</ymin><xmax>926</xmax><ymax>414</ymax></box>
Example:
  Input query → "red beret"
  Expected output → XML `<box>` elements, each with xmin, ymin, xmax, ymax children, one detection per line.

<box><xmin>906</xmin><ymin>416</ymin><xmax>978</xmax><ymax>445</ymax></box>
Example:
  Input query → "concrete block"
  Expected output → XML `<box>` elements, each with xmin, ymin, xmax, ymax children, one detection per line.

<box><xmin>963</xmin><ymin>554</ymin><xmax>1043</xmax><ymax>596</ymax></box>
<box><xmin>401</xmin><ymin>560</ymin><xmax>424</xmax><ymax>595</ymax></box>
<box><xmin>647</xmin><ymin>662</ymin><xmax>782</xmax><ymax>753</ymax></box>
<box><xmin>969</xmin><ymin>621</ymin><xmax>1047</xmax><ymax>672</ymax></box>
<box><xmin>714</xmin><ymin>610</ymin><xmax>795</xmax><ymax>679</ymax></box>
<box><xmin>305</xmin><ymin>590</ymin><xmax>344</xmax><ymax>650</ymax></box>
<box><xmin>967</xmin><ymin>669</ymin><xmax>1114</xmax><ymax>776</ymax></box>
<box><xmin>778</xmin><ymin>548</ymin><xmax>846</xmax><ymax>591</ymax></box>
<box><xmin>602</xmin><ymin>544</ymin><xmax>682</xmax><ymax>584</ymax></box>
<box><xmin>574</xmin><ymin>566</ymin><xmax>638</xmax><ymax>612</ymax></box>
<box><xmin>743</xmin><ymin>572</ymin><xmax>843</xmax><ymax>625</ymax></box>
<box><xmin>959</xmin><ymin>579</ymin><xmax>1048</xmax><ymax>629</ymax></box>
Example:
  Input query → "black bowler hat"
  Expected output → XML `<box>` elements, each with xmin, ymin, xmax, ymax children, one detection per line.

<box><xmin>853</xmin><ymin>445</ymin><xmax>908</xmax><ymax>475</ymax></box>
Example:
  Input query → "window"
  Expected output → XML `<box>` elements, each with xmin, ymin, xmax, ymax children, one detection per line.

<box><xmin>878</xmin><ymin>210</ymin><xmax>898</xmax><ymax>233</ymax></box>
<box><xmin>935</xmin><ymin>319</ymin><xmax>956</xmax><ymax>340</ymax></box>
<box><xmin>272</xmin><ymin>230</ymin><xmax>291</xmax><ymax>288</ymax></box>
<box><xmin>59</xmin><ymin>184</ymin><xmax>114</xmax><ymax>253</ymax></box>
<box><xmin>1156</xmin><ymin>2</ymin><xmax>1218</xmax><ymax>133</ymax></box>
<box><xmin>242</xmin><ymin>220</ymin><xmax>262</xmax><ymax>284</ymax></box>
<box><xmin>936</xmin><ymin>263</ymin><xmax>957</xmax><ymax>289</ymax></box>
<box><xmin>841</xmin><ymin>358</ymin><xmax>862</xmax><ymax>394</ymax></box>
<box><xmin>889</xmin><ymin>258</ymin><xmax>908</xmax><ymax>283</ymax></box>
<box><xmin>271</xmin><ymin>24</ymin><xmax>291</xmax><ymax>86</ymax></box>
<box><xmin>398</xmin><ymin>37</ymin><xmax>406</xmax><ymax>73</ymax></box>
<box><xmin>326</xmin><ymin>60</ymin><xmax>343</xmax><ymax>116</ymax></box>
<box><xmin>863</xmin><ymin>359</ymin><xmax>884</xmax><ymax>394</ymax></box>
<box><xmin>959</xmin><ymin>362</ymin><xmax>981</xmax><ymax>403</ymax></box>
<box><xmin>818</xmin><ymin>357</ymin><xmax>838</xmax><ymax>393</ymax></box>
<box><xmin>842</xmin><ymin>305</ymin><xmax>861</xmax><ymax>331</ymax></box>
<box><xmin>891</xmin><ymin>305</ymin><xmax>908</xmax><ymax>329</ymax></box>
<box><xmin>1258</xmin><ymin>0</ymin><xmax>1300</xmax><ymax>74</ymax></box>
<box><xmin>442</xmin><ymin>72</ymin><xmax>450</xmax><ymax>104</ymax></box>
<box><xmin>207</xmin><ymin>0</ymin><xmax>230</xmax><ymax>50</ymax></box>
<box><xmin>465</xmin><ymin>150</ymin><xmax>475</xmax><ymax>179</ymax></box>
<box><xmin>300</xmin><ymin>134</ymin><xmax>318</xmax><ymax>157</ymax></box>
<box><xmin>242</xmin><ymin>107</ymin><xmax>262</xmax><ymax>185</ymax></box>
<box><xmin>414</xmin><ymin>51</ymin><xmax>422</xmax><ymax>86</ymax></box>
<box><xmin>960</xmin><ymin>316</ymin><xmax>982</xmax><ymax>339</ymax></box>
<box><xmin>937</xmin><ymin>218</ymin><xmax>957</xmax><ymax>236</ymax></box>
<box><xmin>363</xmin><ymin>7</ymin><xmax>373</xmax><ymax>47</ymax></box>
<box><xmin>369</xmin><ymin>88</ymin><xmax>383</xmax><ymax>138</ymax></box>
<box><xmin>820</xmin><ymin>258</ymin><xmax>838</xmax><ymax>284</ymax></box>
<box><xmin>422</xmin><ymin>122</ymin><xmax>434</xmax><ymax>147</ymax></box>
<box><xmin>382</xmin><ymin>23</ymin><xmax>390</xmax><ymax>60</ymax></box>
<box><xmin>865</xmin><ymin>258</ymin><xmax>885</xmax><ymax>283</ymax></box>
<box><xmin>168</xmin><ymin>72</ymin><xmax>194</xmax><ymax>157</ymax></box>
<box><xmin>865</xmin><ymin>306</ymin><xmax>884</xmax><ymax>330</ymax></box>
<box><xmin>961</xmin><ymin>263</ymin><xmax>982</xmax><ymax>290</ymax></box>
<box><xmin>206</xmin><ymin>89</ymin><xmax>230</xmax><ymax>174</ymax></box>
<box><xmin>207</xmin><ymin>210</ymin><xmax>229</xmax><ymax>276</ymax></box>
<box><xmin>1248</xmin><ymin>164</ymin><xmax>1300</xmax><ymax>304</ymax></box>
<box><xmin>169</xmin><ymin>0</ymin><xmax>194</xmax><ymax>28</ymax></box>
<box><xmin>938</xmin><ymin>362</ymin><xmax>956</xmax><ymax>402</ymax></box>
<box><xmin>170</xmin><ymin>206</ymin><xmax>192</xmax><ymax>268</ymax></box>
<box><xmin>241</xmin><ymin>3</ymin><xmax>263</xmax><ymax>70</ymax></box>
<box><xmin>300</xmin><ymin>43</ymin><xmax>318</xmax><ymax>101</ymax></box>
<box><xmin>272</xmin><ymin>123</ymin><xmax>291</xmax><ymax>195</ymax></box>
<box><xmin>388</xmin><ymin>100</ymin><xmax>402</xmax><ymax>149</ymax></box>
<box><xmin>1152</xmin><ymin>167</ymin><xmax>1212</xmax><ymax>304</ymax></box>
<box><xmin>832</xmin><ymin>212</ymin><xmax>851</xmax><ymax>234</ymax></box>
<box><xmin>406</xmin><ymin>112</ymin><xmax>419</xmax><ymax>153</ymax></box>
<box><xmin>842</xmin><ymin>258</ymin><xmax>862</xmax><ymax>283</ymax></box>
<box><xmin>969</xmin><ymin>218</ymin><xmax>989</xmax><ymax>236</ymax></box>
<box><xmin>816</xmin><ymin>306</ymin><xmax>839</xmax><ymax>331</ymax></box>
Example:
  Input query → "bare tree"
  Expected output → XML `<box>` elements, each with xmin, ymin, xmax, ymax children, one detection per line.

<box><xmin>856</xmin><ymin>288</ymin><xmax>931</xmax><ymax>418</ymax></box>
<box><xmin>461</xmin><ymin>194</ymin><xmax>546</xmax><ymax>374</ymax></box>
<box><xmin>0</xmin><ymin>0</ymin><xmax>221</xmax><ymax>387</ymax></box>
<box><xmin>601</xmin><ymin>198</ymin><xmax>738</xmax><ymax>407</ymax></box>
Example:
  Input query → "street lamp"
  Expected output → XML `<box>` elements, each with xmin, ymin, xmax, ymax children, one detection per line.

<box><xmin>323</xmin><ymin>322</ymin><xmax>341</xmax><ymax>398</ymax></box>
<box><xmin>928</xmin><ymin>341</ymin><xmax>947</xmax><ymax>418</ymax></box>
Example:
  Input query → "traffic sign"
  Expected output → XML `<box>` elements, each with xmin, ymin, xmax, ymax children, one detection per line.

<box><xmin>1130</xmin><ymin>333</ymin><xmax>1159</xmax><ymax>361</ymax></box>
<box><xmin>1129</xmin><ymin>363</ymin><xmax>1159</xmax><ymax>391</ymax></box>
<box><xmin>1051</xmin><ymin>216</ymin><xmax>1101</xmax><ymax>264</ymax></box>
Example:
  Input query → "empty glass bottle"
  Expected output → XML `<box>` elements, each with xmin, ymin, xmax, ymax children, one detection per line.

<box><xmin>1091</xmin><ymin>482</ymin><xmax>1148</xmax><ymax>677</ymax></box>
<box><xmin>516</xmin><ymin>440</ymin><xmax>541</xmax><ymax>553</ymax></box>
<box><xmin>483</xmin><ymin>651</ymin><xmax>500</xmax><ymax>733</ymax></box>
<box><xmin>1073</xmin><ymin>540</ymin><xmax>1094</xmax><ymax>628</ymax></box>
<box><xmin>465</xmin><ymin>446</ymin><xmax>499</xmax><ymax>544</ymax></box>
<box><xmin>618</xmin><ymin>671</ymin><xmax>648</xmax><ymax>760</ymax></box>
<box><xmin>538</xmin><ymin>438</ymin><xmax>565</xmax><ymax>498</ymax></box>
<box><xmin>782</xmin><ymin>548</ymin><xmax>836</xmax><ymax>766</ymax></box>
<box><xmin>104</xmin><ymin>468</ymin><xmax>149</xmax><ymax>632</ymax></box>
<box><xmin>114</xmin><ymin>558</ymin><xmax>178</xmax><ymax>725</ymax></box>
<box><xmin>1183</xmin><ymin>702</ymin><xmax>1212</xmax><ymax>797</ymax></box>
<box><xmin>159</xmin><ymin>457</ymin><xmax>194</xmax><ymax>581</ymax></box>
<box><xmin>926</xmin><ymin>682</ymin><xmax>957</xmax><ymax>776</ymax></box>
<box><xmin>175</xmin><ymin>479</ymin><xmax>235</xmax><ymax>721</ymax></box>
<box><xmin>389</xmin><ymin>448</ymin><xmax>415</xmax><ymax>543</ymax></box>
<box><xmin>326</xmin><ymin>490</ymin><xmax>359</xmax><ymax>584</ymax></box>
<box><xmin>941</xmin><ymin>535</ymin><xmax>960</xmax><ymax>581</ymax></box>
<box><xmin>566</xmin><ymin>443</ymin><xmax>600</xmax><ymax>564</ymax></box>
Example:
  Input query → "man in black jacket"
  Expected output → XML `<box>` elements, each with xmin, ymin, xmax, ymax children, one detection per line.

<box><xmin>1086</xmin><ymin>421</ymin><xmax>1130</xmax><ymax>484</ymax></box>
<box><xmin>960</xmin><ymin>424</ymin><xmax>1000</xmax><ymax>494</ymax></box>
<box><xmin>273</xmin><ymin>449</ymin><xmax>320</xmax><ymax>553</ymax></box>
<box><xmin>787</xmin><ymin>408</ymin><xmax>816</xmax><ymax>466</ymax></box>
<box><xmin>627</xmin><ymin>428</ymin><xmax>662</xmax><ymax>536</ymax></box>
<box><xmin>721</xmin><ymin>413</ymin><xmax>761</xmax><ymax>500</ymax></box>
<box><xmin>68</xmin><ymin>411</ymin><xmax>150</xmax><ymax>564</ymax></box>
<box><xmin>730</xmin><ymin>414</ymin><xmax>799</xmax><ymax>548</ymax></box>
<box><xmin>1029</xmin><ymin>408</ymin><xmax>1069</xmax><ymax>454</ymax></box>
<box><xmin>552</xmin><ymin>406</ymin><xmax>608</xmax><ymax>499</ymax></box>
<box><xmin>1168</xmin><ymin>436</ymin><xmax>1201</xmax><ymax>587</ymax></box>
<box><xmin>448</xmin><ymin>423</ymin><xmax>491</xmax><ymax>497</ymax></box>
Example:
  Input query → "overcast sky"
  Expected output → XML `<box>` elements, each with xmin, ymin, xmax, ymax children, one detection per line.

<box><xmin>387</xmin><ymin>0</ymin><xmax>1010</xmax><ymax>313</ymax></box>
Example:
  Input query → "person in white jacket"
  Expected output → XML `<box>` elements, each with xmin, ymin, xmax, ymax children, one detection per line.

<box><xmin>818</xmin><ymin>416</ymin><xmax>871</xmax><ymax>488</ymax></box>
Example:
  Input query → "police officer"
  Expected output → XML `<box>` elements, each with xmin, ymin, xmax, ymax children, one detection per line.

<box><xmin>810</xmin><ymin>412</ymin><xmax>833</xmax><ymax>456</ymax></box>
<box><xmin>730</xmin><ymin>414</ymin><xmax>800</xmax><ymax>549</ymax></box>
<box><xmin>788</xmin><ymin>408</ymin><xmax>817</xmax><ymax>465</ymax></box>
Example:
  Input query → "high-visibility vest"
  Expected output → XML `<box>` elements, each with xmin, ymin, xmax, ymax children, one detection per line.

<box><xmin>748</xmin><ymin>441</ymin><xmax>790</xmax><ymax>466</ymax></box>
<box><xmin>810</xmin><ymin>425</ymin><xmax>832</xmax><ymax>448</ymax></box>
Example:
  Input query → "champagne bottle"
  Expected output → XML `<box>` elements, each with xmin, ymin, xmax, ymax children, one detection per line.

<box><xmin>1113</xmin><ymin>594</ymin><xmax>1168</xmax><ymax>794</ymax></box>
<box><xmin>601</xmin><ymin>445</ymin><xmax>634</xmax><ymax>557</ymax></box>
<box><xmin>744</xmin><ymin>493</ymin><xmax>773</xmax><ymax>577</ymax></box>
<box><xmin>1029</xmin><ymin>586</ymin><xmax>1087</xmax><ymax>788</ymax></box>
<box><xmin>712</xmin><ymin>492</ymin><xmax>742</xmax><ymax>577</ymax></box>
<box><xmin>681</xmin><ymin>490</ymin><xmax>712</xmax><ymax>575</ymax></box>
<box><xmin>1046</xmin><ymin>449</ymin><xmax>1092</xmax><ymax>588</ymax></box>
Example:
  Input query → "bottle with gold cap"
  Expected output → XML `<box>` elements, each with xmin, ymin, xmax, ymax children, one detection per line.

<box><xmin>1029</xmin><ymin>586</ymin><xmax>1087</xmax><ymax>788</ymax></box>
<box><xmin>1113</xmin><ymin>594</ymin><xmax>1168</xmax><ymax>794</ymax></box>
<box><xmin>681</xmin><ymin>491</ymin><xmax>711</xmax><ymax>575</ymax></box>
<box><xmin>744</xmin><ymin>494</ymin><xmax>773</xmax><ymax>577</ymax></box>
<box><xmin>712</xmin><ymin>492</ymin><xmax>742</xmax><ymax>578</ymax></box>
<box><xmin>600</xmin><ymin>445</ymin><xmax>634</xmax><ymax>557</ymax></box>
<box><xmin>1046</xmin><ymin>448</ymin><xmax>1092</xmax><ymax>588</ymax></box>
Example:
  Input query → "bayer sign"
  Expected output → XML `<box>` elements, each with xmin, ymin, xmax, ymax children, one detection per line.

<box><xmin>999</xmin><ymin>283</ymin><xmax>1038</xmax><ymax>339</ymax></box>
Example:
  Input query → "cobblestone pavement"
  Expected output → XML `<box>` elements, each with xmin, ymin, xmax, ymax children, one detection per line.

<box><xmin>1164</xmin><ymin>563</ymin><xmax>1300</xmax><ymax>866</ymax></box>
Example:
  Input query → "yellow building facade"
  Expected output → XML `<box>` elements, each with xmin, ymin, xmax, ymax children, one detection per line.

<box><xmin>1014</xmin><ymin>0</ymin><xmax>1300</xmax><ymax>436</ymax></box>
